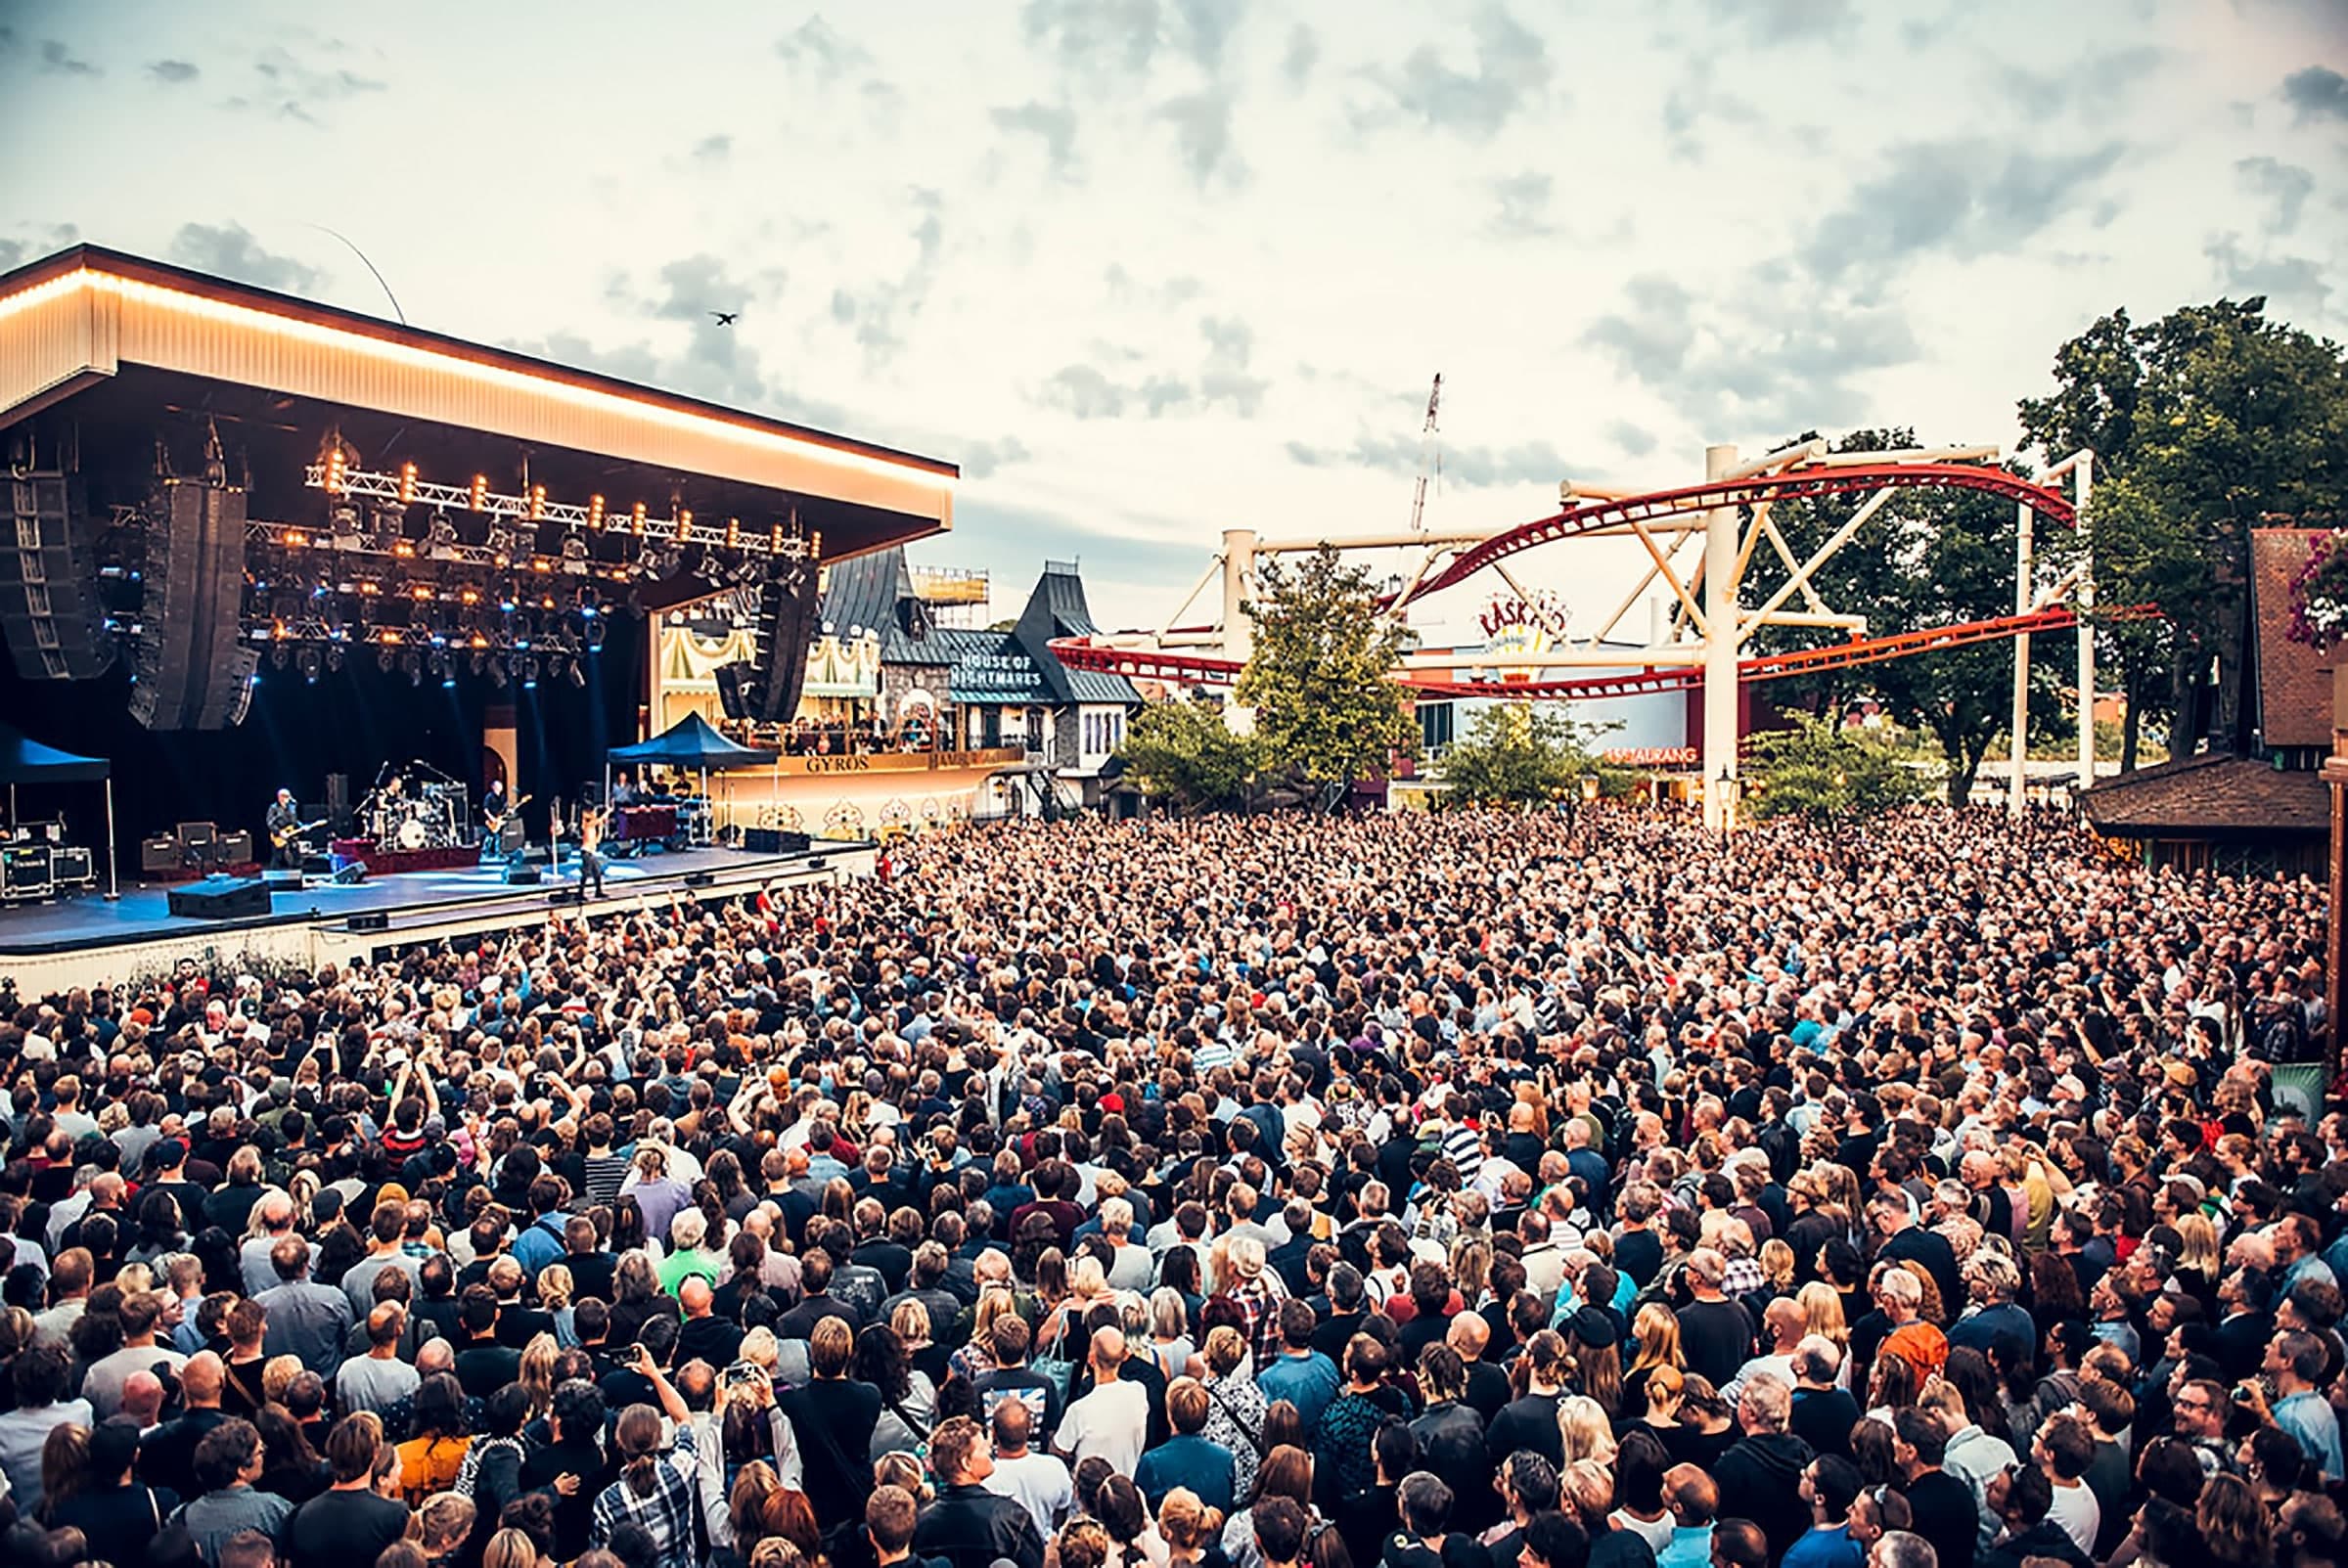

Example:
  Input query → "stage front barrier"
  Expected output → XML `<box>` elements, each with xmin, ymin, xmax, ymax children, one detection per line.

<box><xmin>720</xmin><ymin>746</ymin><xmax>1027</xmax><ymax>839</ymax></box>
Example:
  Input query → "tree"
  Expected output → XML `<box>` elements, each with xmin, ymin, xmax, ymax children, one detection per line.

<box><xmin>1119</xmin><ymin>699</ymin><xmax>1258</xmax><ymax>812</ymax></box>
<box><xmin>1436</xmin><ymin>703</ymin><xmax>1612</xmax><ymax>807</ymax></box>
<box><xmin>1235</xmin><ymin>544</ymin><xmax>1421</xmax><ymax>802</ymax></box>
<box><xmin>1745</xmin><ymin>428</ymin><xmax>2062</xmax><ymax>805</ymax></box>
<box><xmin>1742</xmin><ymin>715</ymin><xmax>1928</xmax><ymax>823</ymax></box>
<box><xmin>2019</xmin><ymin>299</ymin><xmax>2348</xmax><ymax>763</ymax></box>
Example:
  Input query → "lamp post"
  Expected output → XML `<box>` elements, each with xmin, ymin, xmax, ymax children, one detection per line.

<box><xmin>1717</xmin><ymin>764</ymin><xmax>1737</xmax><ymax>837</ymax></box>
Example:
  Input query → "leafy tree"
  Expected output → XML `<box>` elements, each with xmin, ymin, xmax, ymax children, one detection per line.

<box><xmin>2019</xmin><ymin>299</ymin><xmax>2348</xmax><ymax>763</ymax></box>
<box><xmin>1742</xmin><ymin>715</ymin><xmax>1928</xmax><ymax>822</ymax></box>
<box><xmin>1745</xmin><ymin>428</ymin><xmax>2063</xmax><ymax>805</ymax></box>
<box><xmin>1435</xmin><ymin>703</ymin><xmax>1613</xmax><ymax>807</ymax></box>
<box><xmin>1236</xmin><ymin>543</ymin><xmax>1421</xmax><ymax>801</ymax></box>
<box><xmin>1119</xmin><ymin>699</ymin><xmax>1258</xmax><ymax>812</ymax></box>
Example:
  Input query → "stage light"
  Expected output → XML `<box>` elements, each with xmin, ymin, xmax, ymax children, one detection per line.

<box><xmin>430</xmin><ymin>651</ymin><xmax>453</xmax><ymax>688</ymax></box>
<box><xmin>471</xmin><ymin>651</ymin><xmax>488</xmax><ymax>675</ymax></box>
<box><xmin>586</xmin><ymin>618</ymin><xmax>606</xmax><ymax>650</ymax></box>
<box><xmin>325</xmin><ymin>446</ymin><xmax>346</xmax><ymax>494</ymax></box>
<box><xmin>398</xmin><ymin>463</ymin><xmax>418</xmax><ymax>506</ymax></box>
<box><xmin>631</xmin><ymin>501</ymin><xmax>647</xmax><ymax>534</ymax></box>
<box><xmin>521</xmin><ymin>655</ymin><xmax>540</xmax><ymax>689</ymax></box>
<box><xmin>566</xmin><ymin>659</ymin><xmax>586</xmax><ymax>689</ymax></box>
<box><xmin>270</xmin><ymin>645</ymin><xmax>290</xmax><ymax>670</ymax></box>
<box><xmin>328</xmin><ymin>647</ymin><xmax>345</xmax><ymax>674</ymax></box>
<box><xmin>489</xmin><ymin>659</ymin><xmax>509</xmax><ymax>690</ymax></box>
<box><xmin>298</xmin><ymin>648</ymin><xmax>322</xmax><ymax>684</ymax></box>
<box><xmin>470</xmin><ymin>474</ymin><xmax>488</xmax><ymax>512</ymax></box>
<box><xmin>587</xmin><ymin>494</ymin><xmax>605</xmax><ymax>530</ymax></box>
<box><xmin>403</xmin><ymin>650</ymin><xmax>424</xmax><ymax>687</ymax></box>
<box><xmin>427</xmin><ymin>514</ymin><xmax>459</xmax><ymax>559</ymax></box>
<box><xmin>378</xmin><ymin>648</ymin><xmax>396</xmax><ymax>673</ymax></box>
<box><xmin>727</xmin><ymin>517</ymin><xmax>741</xmax><ymax>549</ymax></box>
<box><xmin>529</xmin><ymin>484</ymin><xmax>546</xmax><ymax>522</ymax></box>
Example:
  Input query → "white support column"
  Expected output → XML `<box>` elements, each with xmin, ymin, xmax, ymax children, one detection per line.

<box><xmin>1702</xmin><ymin>444</ymin><xmax>1739</xmax><ymax>832</ymax></box>
<box><xmin>1222</xmin><ymin>527</ymin><xmax>1258</xmax><ymax>736</ymax></box>
<box><xmin>2074</xmin><ymin>454</ymin><xmax>2096</xmax><ymax>791</ymax></box>
<box><xmin>2010</xmin><ymin>502</ymin><xmax>2033</xmax><ymax>818</ymax></box>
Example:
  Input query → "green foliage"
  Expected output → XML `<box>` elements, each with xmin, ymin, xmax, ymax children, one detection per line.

<box><xmin>1435</xmin><ymin>704</ymin><xmax>1613</xmax><ymax>807</ymax></box>
<box><xmin>1745</xmin><ymin>428</ymin><xmax>2062</xmax><ymax>805</ymax></box>
<box><xmin>1743</xmin><ymin>715</ymin><xmax>1928</xmax><ymax>822</ymax></box>
<box><xmin>1235</xmin><ymin>544</ymin><xmax>1421</xmax><ymax>797</ymax></box>
<box><xmin>1119</xmin><ymin>700</ymin><xmax>1258</xmax><ymax>812</ymax></box>
<box><xmin>2018</xmin><ymin>299</ymin><xmax>2348</xmax><ymax>756</ymax></box>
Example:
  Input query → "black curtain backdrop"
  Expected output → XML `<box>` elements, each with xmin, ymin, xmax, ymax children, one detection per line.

<box><xmin>0</xmin><ymin>612</ymin><xmax>643</xmax><ymax>863</ymax></box>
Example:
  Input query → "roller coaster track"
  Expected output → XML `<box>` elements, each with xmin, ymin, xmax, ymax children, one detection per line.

<box><xmin>1387</xmin><ymin>461</ymin><xmax>2078</xmax><ymax>609</ymax></box>
<box><xmin>1049</xmin><ymin>604</ymin><xmax>2156</xmax><ymax>703</ymax></box>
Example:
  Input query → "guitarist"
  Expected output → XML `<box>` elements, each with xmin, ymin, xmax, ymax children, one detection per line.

<box><xmin>264</xmin><ymin>787</ymin><xmax>305</xmax><ymax>870</ymax></box>
<box><xmin>482</xmin><ymin>778</ymin><xmax>511</xmax><ymax>859</ymax></box>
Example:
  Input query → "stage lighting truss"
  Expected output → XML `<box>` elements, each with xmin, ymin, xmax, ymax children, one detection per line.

<box><xmin>304</xmin><ymin>462</ymin><xmax>819</xmax><ymax>562</ymax></box>
<box><xmin>247</xmin><ymin>519</ymin><xmax>644</xmax><ymax>586</ymax></box>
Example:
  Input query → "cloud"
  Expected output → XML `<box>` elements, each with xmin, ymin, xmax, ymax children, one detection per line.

<box><xmin>1282</xmin><ymin>24</ymin><xmax>1319</xmax><ymax>85</ymax></box>
<box><xmin>2282</xmin><ymin>65</ymin><xmax>2348</xmax><ymax>121</ymax></box>
<box><xmin>1583</xmin><ymin>270</ymin><xmax>1921</xmax><ymax>434</ymax></box>
<box><xmin>2001</xmin><ymin>46</ymin><xmax>2163</xmax><ymax>122</ymax></box>
<box><xmin>824</xmin><ymin>189</ymin><xmax>945</xmax><ymax>366</ymax></box>
<box><xmin>992</xmin><ymin>100</ymin><xmax>1080</xmax><ymax>175</ymax></box>
<box><xmin>147</xmin><ymin>59</ymin><xmax>199</xmax><ymax>84</ymax></box>
<box><xmin>166</xmin><ymin>222</ymin><xmax>325</xmax><ymax>293</ymax></box>
<box><xmin>1103</xmin><ymin>266</ymin><xmax>1202</xmax><ymax>309</ymax></box>
<box><xmin>39</xmin><ymin>39</ymin><xmax>99</xmax><ymax>76</ymax></box>
<box><xmin>629</xmin><ymin>253</ymin><xmax>764</xmax><ymax>322</ymax></box>
<box><xmin>1797</xmin><ymin>139</ymin><xmax>2128</xmax><ymax>283</ymax></box>
<box><xmin>959</xmin><ymin>436</ymin><xmax>1033</xmax><ymax>479</ymax></box>
<box><xmin>2236</xmin><ymin>156</ymin><xmax>2314</xmax><ymax>234</ymax></box>
<box><xmin>0</xmin><ymin>241</ymin><xmax>22</xmax><ymax>273</ymax></box>
<box><xmin>1700</xmin><ymin>0</ymin><xmax>1856</xmax><ymax>43</ymax></box>
<box><xmin>1661</xmin><ymin>62</ymin><xmax>1761</xmax><ymax>160</ymax></box>
<box><xmin>1488</xmin><ymin>172</ymin><xmax>1555</xmax><ymax>239</ymax></box>
<box><xmin>1287</xmin><ymin>432</ymin><xmax>1574</xmax><ymax>489</ymax></box>
<box><xmin>1020</xmin><ymin>0</ymin><xmax>1239</xmax><ymax>75</ymax></box>
<box><xmin>1607</xmin><ymin>421</ymin><xmax>1659</xmax><ymax>459</ymax></box>
<box><xmin>774</xmin><ymin>15</ymin><xmax>871</xmax><ymax>80</ymax></box>
<box><xmin>1160</xmin><ymin>87</ymin><xmax>1244</xmax><ymax>186</ymax></box>
<box><xmin>2206</xmin><ymin>233</ymin><xmax>2332</xmax><ymax>319</ymax></box>
<box><xmin>691</xmin><ymin>134</ymin><xmax>732</xmax><ymax>164</ymax></box>
<box><xmin>1034</xmin><ymin>316</ymin><xmax>1264</xmax><ymax>421</ymax></box>
<box><xmin>1358</xmin><ymin>6</ymin><xmax>1553</xmax><ymax>141</ymax></box>
<box><xmin>237</xmin><ymin>44</ymin><xmax>386</xmax><ymax>122</ymax></box>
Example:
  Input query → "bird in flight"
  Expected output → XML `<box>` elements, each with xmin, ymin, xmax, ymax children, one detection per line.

<box><xmin>710</xmin><ymin>311</ymin><xmax>740</xmax><ymax>326</ymax></box>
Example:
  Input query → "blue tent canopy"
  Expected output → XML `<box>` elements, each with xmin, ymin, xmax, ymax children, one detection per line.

<box><xmin>607</xmin><ymin>712</ymin><xmax>776</xmax><ymax>770</ymax></box>
<box><xmin>0</xmin><ymin>722</ymin><xmax>108</xmax><ymax>784</ymax></box>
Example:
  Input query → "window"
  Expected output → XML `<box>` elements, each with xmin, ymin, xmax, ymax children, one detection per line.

<box><xmin>1420</xmin><ymin>702</ymin><xmax>1455</xmax><ymax>753</ymax></box>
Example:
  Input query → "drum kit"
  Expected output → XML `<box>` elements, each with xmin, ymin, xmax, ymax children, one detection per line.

<box><xmin>361</xmin><ymin>766</ymin><xmax>470</xmax><ymax>852</ymax></box>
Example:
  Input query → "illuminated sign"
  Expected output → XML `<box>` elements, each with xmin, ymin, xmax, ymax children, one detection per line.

<box><xmin>1603</xmin><ymin>746</ymin><xmax>1698</xmax><ymax>767</ymax></box>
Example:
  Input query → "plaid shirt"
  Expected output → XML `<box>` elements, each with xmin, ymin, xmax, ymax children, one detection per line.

<box><xmin>590</xmin><ymin>1420</ymin><xmax>700</xmax><ymax>1568</ymax></box>
<box><xmin>1228</xmin><ymin>1275</ymin><xmax>1287</xmax><ymax>1372</ymax></box>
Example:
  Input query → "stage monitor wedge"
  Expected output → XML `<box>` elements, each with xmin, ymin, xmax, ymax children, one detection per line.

<box><xmin>0</xmin><ymin>471</ymin><xmax>114</xmax><ymax>681</ymax></box>
<box><xmin>166</xmin><ymin>875</ymin><xmax>272</xmax><ymax>919</ymax></box>
<box><xmin>131</xmin><ymin>479</ymin><xmax>253</xmax><ymax>730</ymax></box>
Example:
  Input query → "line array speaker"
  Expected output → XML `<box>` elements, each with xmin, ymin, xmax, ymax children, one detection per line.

<box><xmin>130</xmin><ymin>480</ymin><xmax>253</xmax><ymax>730</ymax></box>
<box><xmin>0</xmin><ymin>471</ymin><xmax>113</xmax><ymax>681</ymax></box>
<box><xmin>752</xmin><ymin>560</ymin><xmax>818</xmax><ymax>724</ymax></box>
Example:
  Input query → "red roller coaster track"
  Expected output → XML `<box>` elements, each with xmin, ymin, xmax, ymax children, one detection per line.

<box><xmin>1387</xmin><ymin>461</ymin><xmax>2077</xmax><ymax>608</ymax></box>
<box><xmin>1050</xmin><ymin>604</ymin><xmax>2153</xmax><ymax>703</ymax></box>
<box><xmin>1049</xmin><ymin>461</ymin><xmax>2118</xmax><ymax>703</ymax></box>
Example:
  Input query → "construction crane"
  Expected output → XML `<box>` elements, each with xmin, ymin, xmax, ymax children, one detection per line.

<box><xmin>1408</xmin><ymin>372</ymin><xmax>1442</xmax><ymax>531</ymax></box>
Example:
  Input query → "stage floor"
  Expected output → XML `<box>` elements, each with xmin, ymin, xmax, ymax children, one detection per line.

<box><xmin>0</xmin><ymin>839</ymin><xmax>863</xmax><ymax>964</ymax></box>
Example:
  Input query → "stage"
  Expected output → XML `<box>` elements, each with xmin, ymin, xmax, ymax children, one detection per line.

<box><xmin>0</xmin><ymin>838</ymin><xmax>874</xmax><ymax>993</ymax></box>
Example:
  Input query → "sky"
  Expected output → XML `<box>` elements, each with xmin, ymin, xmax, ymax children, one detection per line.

<box><xmin>1</xmin><ymin>0</ymin><xmax>2344</xmax><ymax>640</ymax></box>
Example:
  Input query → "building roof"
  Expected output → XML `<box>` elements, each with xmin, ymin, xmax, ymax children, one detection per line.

<box><xmin>1014</xmin><ymin>561</ymin><xmax>1141</xmax><ymax>704</ymax></box>
<box><xmin>0</xmin><ymin>245</ymin><xmax>954</xmax><ymax>549</ymax></box>
<box><xmin>2250</xmin><ymin>528</ymin><xmax>2334</xmax><ymax>750</ymax></box>
<box><xmin>821</xmin><ymin>546</ymin><xmax>938</xmax><ymax>664</ymax></box>
<box><xmin>2079</xmin><ymin>750</ymin><xmax>2328</xmax><ymax>836</ymax></box>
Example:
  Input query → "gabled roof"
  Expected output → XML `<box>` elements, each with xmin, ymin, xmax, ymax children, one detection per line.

<box><xmin>1014</xmin><ymin>562</ymin><xmax>1140</xmax><ymax>704</ymax></box>
<box><xmin>2080</xmin><ymin>750</ymin><xmax>2327</xmax><ymax>836</ymax></box>
<box><xmin>821</xmin><ymin>546</ymin><xmax>938</xmax><ymax>663</ymax></box>
<box><xmin>2250</xmin><ymin>528</ymin><xmax>2333</xmax><ymax>749</ymax></box>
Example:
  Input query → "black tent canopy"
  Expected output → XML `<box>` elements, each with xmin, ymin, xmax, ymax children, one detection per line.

<box><xmin>606</xmin><ymin>711</ymin><xmax>776</xmax><ymax>769</ymax></box>
<box><xmin>0</xmin><ymin>721</ymin><xmax>117</xmax><ymax>897</ymax></box>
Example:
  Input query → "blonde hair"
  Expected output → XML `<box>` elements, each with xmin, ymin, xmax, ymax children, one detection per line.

<box><xmin>519</xmin><ymin>1333</ymin><xmax>561</xmax><ymax>1419</ymax></box>
<box><xmin>1203</xmin><ymin>1324</ymin><xmax>1247</xmax><ymax>1378</ymax></box>
<box><xmin>891</xmin><ymin>1298</ymin><xmax>933</xmax><ymax>1348</ymax></box>
<box><xmin>1558</xmin><ymin>1394</ymin><xmax>1616</xmax><ymax>1465</ymax></box>
<box><xmin>2176</xmin><ymin>1212</ymin><xmax>2221</xmax><ymax>1276</ymax></box>
<box><xmin>262</xmin><ymin>1354</ymin><xmax>304</xmax><ymax>1405</ymax></box>
<box><xmin>740</xmin><ymin>1326</ymin><xmax>780</xmax><ymax>1370</ymax></box>
<box><xmin>1797</xmin><ymin>1280</ymin><xmax>1848</xmax><ymax>1347</ymax></box>
<box><xmin>1628</xmin><ymin>1302</ymin><xmax>1683</xmax><ymax>1374</ymax></box>
<box><xmin>1158</xmin><ymin>1488</ymin><xmax>1226</xmax><ymax>1555</ymax></box>
<box><xmin>535</xmin><ymin>1265</ymin><xmax>573</xmax><ymax>1313</ymax></box>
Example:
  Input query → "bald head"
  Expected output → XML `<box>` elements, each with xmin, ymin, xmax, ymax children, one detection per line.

<box><xmin>681</xmin><ymin>1277</ymin><xmax>714</xmax><ymax>1317</ymax></box>
<box><xmin>1090</xmin><ymin>1325</ymin><xmax>1126</xmax><ymax>1372</ymax></box>
<box><xmin>120</xmin><ymin>1370</ymin><xmax>166</xmax><ymax>1426</ymax></box>
<box><xmin>1448</xmin><ymin>1311</ymin><xmax>1491</xmax><ymax>1358</ymax></box>
<box><xmin>417</xmin><ymin>1337</ymin><xmax>455</xmax><ymax>1376</ymax></box>
<box><xmin>180</xmin><ymin>1351</ymin><xmax>225</xmax><ymax>1408</ymax></box>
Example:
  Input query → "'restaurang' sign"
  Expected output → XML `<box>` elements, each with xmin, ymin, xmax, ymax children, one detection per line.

<box><xmin>1603</xmin><ymin>746</ymin><xmax>1698</xmax><ymax>767</ymax></box>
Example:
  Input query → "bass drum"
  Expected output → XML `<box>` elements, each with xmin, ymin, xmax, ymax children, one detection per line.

<box><xmin>396</xmin><ymin>817</ymin><xmax>429</xmax><ymax>851</ymax></box>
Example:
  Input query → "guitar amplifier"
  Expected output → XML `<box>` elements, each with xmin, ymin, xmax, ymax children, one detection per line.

<box><xmin>217</xmin><ymin>829</ymin><xmax>254</xmax><ymax>865</ymax></box>
<box><xmin>142</xmin><ymin>835</ymin><xmax>182</xmax><ymax>874</ymax></box>
<box><xmin>51</xmin><ymin>846</ymin><xmax>94</xmax><ymax>886</ymax></box>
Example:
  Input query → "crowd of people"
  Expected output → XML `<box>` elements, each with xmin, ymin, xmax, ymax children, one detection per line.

<box><xmin>0</xmin><ymin>805</ymin><xmax>2334</xmax><ymax>1568</ymax></box>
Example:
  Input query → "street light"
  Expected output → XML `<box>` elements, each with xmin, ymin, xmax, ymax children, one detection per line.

<box><xmin>1717</xmin><ymin>764</ymin><xmax>1737</xmax><ymax>836</ymax></box>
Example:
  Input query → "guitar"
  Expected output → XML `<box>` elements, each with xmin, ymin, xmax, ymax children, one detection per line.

<box><xmin>269</xmin><ymin>817</ymin><xmax>327</xmax><ymax>850</ymax></box>
<box><xmin>481</xmin><ymin>792</ymin><xmax>533</xmax><ymax>834</ymax></box>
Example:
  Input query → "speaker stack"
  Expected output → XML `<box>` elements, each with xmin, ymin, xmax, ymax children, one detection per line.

<box><xmin>129</xmin><ymin>480</ymin><xmax>256</xmax><ymax>731</ymax></box>
<box><xmin>0</xmin><ymin>470</ymin><xmax>114</xmax><ymax>682</ymax></box>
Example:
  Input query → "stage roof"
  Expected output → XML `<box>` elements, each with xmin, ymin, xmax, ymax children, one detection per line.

<box><xmin>0</xmin><ymin>245</ymin><xmax>954</xmax><ymax>560</ymax></box>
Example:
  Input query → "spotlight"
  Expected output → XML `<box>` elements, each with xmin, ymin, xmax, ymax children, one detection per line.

<box><xmin>271</xmin><ymin>645</ymin><xmax>290</xmax><ymax>670</ymax></box>
<box><xmin>566</xmin><ymin>658</ymin><xmax>586</xmax><ymax>690</ymax></box>
<box><xmin>378</xmin><ymin>648</ymin><xmax>396</xmax><ymax>674</ymax></box>
<box><xmin>324</xmin><ymin>444</ymin><xmax>347</xmax><ymax>494</ymax></box>
<box><xmin>470</xmin><ymin>651</ymin><xmax>488</xmax><ymax>676</ymax></box>
<box><xmin>587</xmin><ymin>495</ymin><xmax>605</xmax><ymax>531</ymax></box>
<box><xmin>470</xmin><ymin>474</ymin><xmax>488</xmax><ymax>512</ymax></box>
<box><xmin>521</xmin><ymin>655</ymin><xmax>540</xmax><ymax>690</ymax></box>
<box><xmin>585</xmin><ymin>617</ymin><xmax>606</xmax><ymax>650</ymax></box>
<box><xmin>402</xmin><ymin>650</ymin><xmax>424</xmax><ymax>687</ymax></box>
<box><xmin>297</xmin><ymin>648</ymin><xmax>322</xmax><ymax>684</ymax></box>
<box><xmin>398</xmin><ymin>462</ymin><xmax>418</xmax><ymax>506</ymax></box>
<box><xmin>489</xmin><ymin>660</ymin><xmax>509</xmax><ymax>691</ymax></box>
<box><xmin>328</xmin><ymin>647</ymin><xmax>345</xmax><ymax>674</ymax></box>
<box><xmin>426</xmin><ymin>514</ymin><xmax>459</xmax><ymax>559</ymax></box>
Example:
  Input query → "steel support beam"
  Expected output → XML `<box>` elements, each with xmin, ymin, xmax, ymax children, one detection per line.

<box><xmin>1703</xmin><ymin>444</ymin><xmax>1739</xmax><ymax>833</ymax></box>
